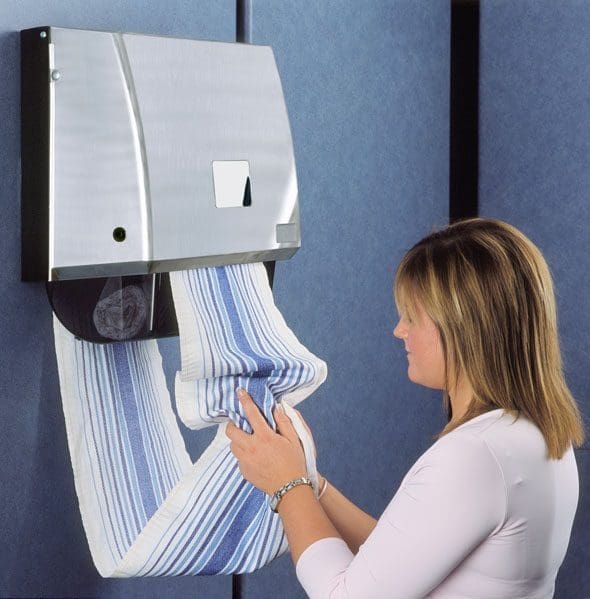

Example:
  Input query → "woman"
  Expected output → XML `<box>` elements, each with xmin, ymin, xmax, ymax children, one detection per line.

<box><xmin>226</xmin><ymin>218</ymin><xmax>584</xmax><ymax>598</ymax></box>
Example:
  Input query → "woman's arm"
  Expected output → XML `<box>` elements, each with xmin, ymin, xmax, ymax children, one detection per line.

<box><xmin>316</xmin><ymin>475</ymin><xmax>377</xmax><ymax>553</ymax></box>
<box><xmin>228</xmin><ymin>388</ymin><xmax>507</xmax><ymax>598</ymax></box>
<box><xmin>276</xmin><ymin>482</ymin><xmax>341</xmax><ymax>564</ymax></box>
<box><xmin>289</xmin><ymin>408</ymin><xmax>378</xmax><ymax>552</ymax></box>
<box><xmin>226</xmin><ymin>390</ymin><xmax>375</xmax><ymax>560</ymax></box>
<box><xmin>295</xmin><ymin>433</ymin><xmax>507</xmax><ymax>598</ymax></box>
<box><xmin>226</xmin><ymin>389</ymin><xmax>342</xmax><ymax>563</ymax></box>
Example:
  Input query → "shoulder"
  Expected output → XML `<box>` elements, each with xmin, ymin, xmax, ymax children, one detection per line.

<box><xmin>386</xmin><ymin>412</ymin><xmax>508</xmax><ymax>533</ymax></box>
<box><xmin>422</xmin><ymin>410</ymin><xmax>506</xmax><ymax>461</ymax></box>
<box><xmin>409</xmin><ymin>409</ymin><xmax>553</xmax><ymax>494</ymax></box>
<box><xmin>406</xmin><ymin>423</ymin><xmax>503</xmax><ymax>489</ymax></box>
<box><xmin>454</xmin><ymin>409</ymin><xmax>549</xmax><ymax>467</ymax></box>
<box><xmin>406</xmin><ymin>411</ymin><xmax>511</xmax><ymax>492</ymax></box>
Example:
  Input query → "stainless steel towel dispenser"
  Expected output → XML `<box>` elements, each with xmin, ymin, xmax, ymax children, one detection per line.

<box><xmin>21</xmin><ymin>26</ymin><xmax>300</xmax><ymax>342</ymax></box>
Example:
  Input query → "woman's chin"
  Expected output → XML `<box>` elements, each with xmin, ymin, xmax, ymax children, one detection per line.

<box><xmin>407</xmin><ymin>368</ymin><xmax>443</xmax><ymax>391</ymax></box>
<box><xmin>407</xmin><ymin>367</ymin><xmax>421</xmax><ymax>385</ymax></box>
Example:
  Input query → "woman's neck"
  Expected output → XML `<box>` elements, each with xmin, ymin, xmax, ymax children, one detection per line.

<box><xmin>449</xmin><ymin>375</ymin><xmax>474</xmax><ymax>423</ymax></box>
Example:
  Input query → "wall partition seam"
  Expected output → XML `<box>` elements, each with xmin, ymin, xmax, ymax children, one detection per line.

<box><xmin>232</xmin><ymin>0</ymin><xmax>247</xmax><ymax>585</ymax></box>
<box><xmin>236</xmin><ymin>0</ymin><xmax>252</xmax><ymax>44</ymax></box>
<box><xmin>450</xmin><ymin>0</ymin><xmax>480</xmax><ymax>222</ymax></box>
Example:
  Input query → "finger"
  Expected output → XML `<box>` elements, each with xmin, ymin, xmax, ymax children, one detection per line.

<box><xmin>274</xmin><ymin>405</ymin><xmax>301</xmax><ymax>445</ymax></box>
<box><xmin>229</xmin><ymin>441</ymin><xmax>243</xmax><ymax>460</ymax></box>
<box><xmin>236</xmin><ymin>388</ymin><xmax>269</xmax><ymax>434</ymax></box>
<box><xmin>225</xmin><ymin>421</ymin><xmax>250</xmax><ymax>446</ymax></box>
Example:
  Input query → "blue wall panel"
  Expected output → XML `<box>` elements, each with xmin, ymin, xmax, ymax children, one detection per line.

<box><xmin>244</xmin><ymin>1</ymin><xmax>450</xmax><ymax>597</ymax></box>
<box><xmin>0</xmin><ymin>2</ymin><xmax>233</xmax><ymax>598</ymax></box>
<box><xmin>479</xmin><ymin>2</ymin><xmax>590</xmax><ymax>596</ymax></box>
<box><xmin>1</xmin><ymin>1</ymin><xmax>450</xmax><ymax>597</ymax></box>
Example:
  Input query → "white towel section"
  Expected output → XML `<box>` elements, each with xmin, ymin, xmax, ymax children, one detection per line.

<box><xmin>171</xmin><ymin>263</ymin><xmax>326</xmax><ymax>493</ymax></box>
<box><xmin>172</xmin><ymin>264</ymin><xmax>327</xmax><ymax>430</ymax></box>
<box><xmin>53</xmin><ymin>262</ymin><xmax>327</xmax><ymax>577</ymax></box>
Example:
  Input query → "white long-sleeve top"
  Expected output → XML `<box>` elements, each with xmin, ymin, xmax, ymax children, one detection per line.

<box><xmin>296</xmin><ymin>409</ymin><xmax>579</xmax><ymax>598</ymax></box>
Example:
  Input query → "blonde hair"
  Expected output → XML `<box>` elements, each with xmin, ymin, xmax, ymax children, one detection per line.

<box><xmin>394</xmin><ymin>217</ymin><xmax>585</xmax><ymax>459</ymax></box>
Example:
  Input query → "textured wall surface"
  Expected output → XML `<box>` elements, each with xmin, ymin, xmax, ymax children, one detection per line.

<box><xmin>245</xmin><ymin>1</ymin><xmax>451</xmax><ymax>596</ymax></box>
<box><xmin>0</xmin><ymin>2</ymin><xmax>233</xmax><ymax>598</ymax></box>
<box><xmin>6</xmin><ymin>0</ymin><xmax>584</xmax><ymax>597</ymax></box>
<box><xmin>0</xmin><ymin>1</ymin><xmax>450</xmax><ymax>598</ymax></box>
<box><xmin>479</xmin><ymin>1</ymin><xmax>590</xmax><ymax>595</ymax></box>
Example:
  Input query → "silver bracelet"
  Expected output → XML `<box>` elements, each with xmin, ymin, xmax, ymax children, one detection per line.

<box><xmin>269</xmin><ymin>476</ymin><xmax>313</xmax><ymax>512</ymax></box>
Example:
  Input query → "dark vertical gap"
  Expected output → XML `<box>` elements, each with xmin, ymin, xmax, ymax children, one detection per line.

<box><xmin>449</xmin><ymin>0</ymin><xmax>480</xmax><ymax>223</ymax></box>
<box><xmin>234</xmin><ymin>2</ymin><xmax>252</xmax><ymax>598</ymax></box>
<box><xmin>236</xmin><ymin>0</ymin><xmax>252</xmax><ymax>43</ymax></box>
<box><xmin>447</xmin><ymin>0</ymin><xmax>480</xmax><ymax>424</ymax></box>
<box><xmin>232</xmin><ymin>572</ymin><xmax>241</xmax><ymax>599</ymax></box>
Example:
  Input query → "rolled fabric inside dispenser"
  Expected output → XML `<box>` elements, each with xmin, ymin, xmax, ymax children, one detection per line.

<box><xmin>92</xmin><ymin>280</ymin><xmax>149</xmax><ymax>340</ymax></box>
<box><xmin>53</xmin><ymin>262</ymin><xmax>326</xmax><ymax>577</ymax></box>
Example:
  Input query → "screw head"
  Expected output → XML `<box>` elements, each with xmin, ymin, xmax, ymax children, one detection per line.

<box><xmin>39</xmin><ymin>31</ymin><xmax>47</xmax><ymax>39</ymax></box>
<box><xmin>51</xmin><ymin>70</ymin><xmax>61</xmax><ymax>82</ymax></box>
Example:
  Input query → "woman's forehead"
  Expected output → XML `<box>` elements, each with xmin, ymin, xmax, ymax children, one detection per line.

<box><xmin>395</xmin><ymin>279</ymin><xmax>420</xmax><ymax>305</ymax></box>
<box><xmin>396</xmin><ymin>287</ymin><xmax>424</xmax><ymax>317</ymax></box>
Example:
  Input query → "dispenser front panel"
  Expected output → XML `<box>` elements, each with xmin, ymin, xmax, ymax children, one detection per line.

<box><xmin>23</xmin><ymin>27</ymin><xmax>301</xmax><ymax>280</ymax></box>
<box><xmin>50</xmin><ymin>28</ymin><xmax>148</xmax><ymax>278</ymax></box>
<box><xmin>122</xmin><ymin>33</ymin><xmax>299</xmax><ymax>264</ymax></box>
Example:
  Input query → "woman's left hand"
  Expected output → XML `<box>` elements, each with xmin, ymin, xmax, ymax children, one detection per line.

<box><xmin>226</xmin><ymin>388</ymin><xmax>307</xmax><ymax>496</ymax></box>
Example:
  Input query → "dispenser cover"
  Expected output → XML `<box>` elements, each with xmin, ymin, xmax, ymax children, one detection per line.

<box><xmin>21</xmin><ymin>27</ymin><xmax>300</xmax><ymax>281</ymax></box>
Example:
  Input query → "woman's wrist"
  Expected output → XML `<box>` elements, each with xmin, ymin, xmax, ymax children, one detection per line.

<box><xmin>276</xmin><ymin>481</ymin><xmax>316</xmax><ymax>515</ymax></box>
<box><xmin>270</xmin><ymin>476</ymin><xmax>313</xmax><ymax>512</ymax></box>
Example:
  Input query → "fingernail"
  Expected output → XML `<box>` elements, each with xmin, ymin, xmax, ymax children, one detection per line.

<box><xmin>236</xmin><ymin>387</ymin><xmax>246</xmax><ymax>398</ymax></box>
<box><xmin>277</xmin><ymin>403</ymin><xmax>285</xmax><ymax>414</ymax></box>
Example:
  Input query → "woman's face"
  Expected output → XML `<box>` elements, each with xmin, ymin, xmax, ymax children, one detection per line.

<box><xmin>393</xmin><ymin>299</ymin><xmax>446</xmax><ymax>390</ymax></box>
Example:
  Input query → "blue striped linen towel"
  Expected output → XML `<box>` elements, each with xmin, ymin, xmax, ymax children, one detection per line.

<box><xmin>53</xmin><ymin>262</ymin><xmax>327</xmax><ymax>577</ymax></box>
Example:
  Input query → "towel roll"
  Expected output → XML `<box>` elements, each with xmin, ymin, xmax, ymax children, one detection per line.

<box><xmin>92</xmin><ymin>281</ymin><xmax>149</xmax><ymax>340</ymax></box>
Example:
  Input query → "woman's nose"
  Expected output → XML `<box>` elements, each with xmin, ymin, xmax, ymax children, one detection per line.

<box><xmin>393</xmin><ymin>320</ymin><xmax>405</xmax><ymax>339</ymax></box>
